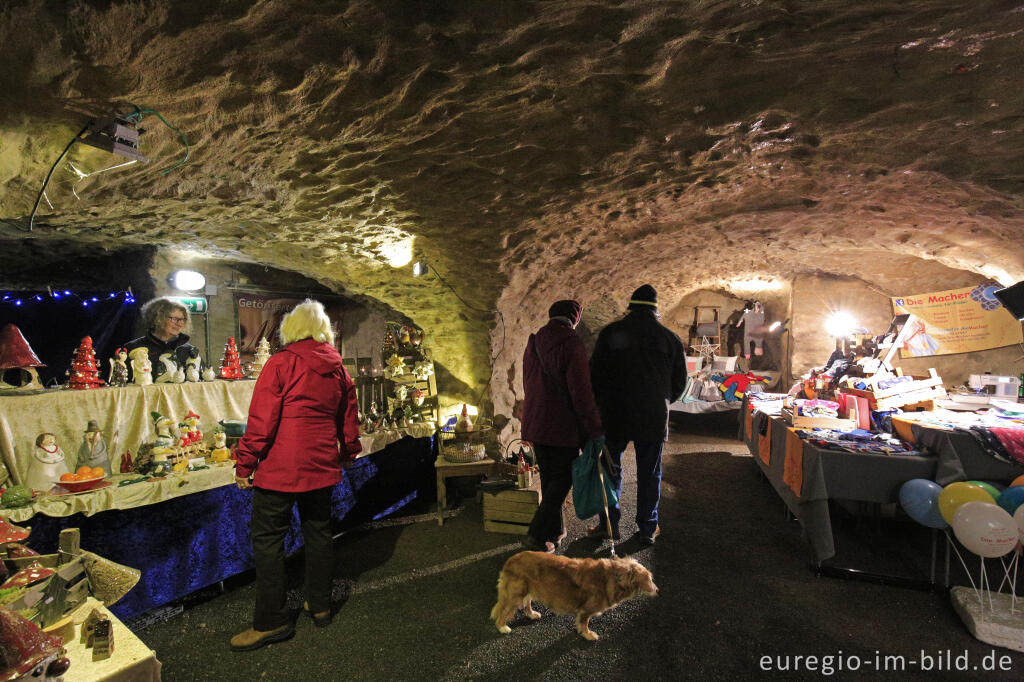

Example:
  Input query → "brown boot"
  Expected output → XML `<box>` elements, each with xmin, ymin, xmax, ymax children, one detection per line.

<box><xmin>230</xmin><ymin>624</ymin><xmax>294</xmax><ymax>651</ymax></box>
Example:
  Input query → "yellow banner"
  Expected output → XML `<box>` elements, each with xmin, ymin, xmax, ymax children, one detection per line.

<box><xmin>891</xmin><ymin>284</ymin><xmax>1023</xmax><ymax>357</ymax></box>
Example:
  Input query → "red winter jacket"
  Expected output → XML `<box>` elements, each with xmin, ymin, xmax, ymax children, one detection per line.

<box><xmin>235</xmin><ymin>339</ymin><xmax>361</xmax><ymax>492</ymax></box>
<box><xmin>521</xmin><ymin>319</ymin><xmax>603</xmax><ymax>448</ymax></box>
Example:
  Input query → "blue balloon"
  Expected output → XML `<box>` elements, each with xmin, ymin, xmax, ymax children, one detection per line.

<box><xmin>997</xmin><ymin>486</ymin><xmax>1024</xmax><ymax>516</ymax></box>
<box><xmin>899</xmin><ymin>478</ymin><xmax>947</xmax><ymax>529</ymax></box>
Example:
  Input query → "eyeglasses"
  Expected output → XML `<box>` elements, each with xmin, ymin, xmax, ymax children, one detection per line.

<box><xmin>167</xmin><ymin>316</ymin><xmax>187</xmax><ymax>324</ymax></box>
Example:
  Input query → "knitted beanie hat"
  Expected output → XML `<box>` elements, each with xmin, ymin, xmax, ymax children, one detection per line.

<box><xmin>628</xmin><ymin>284</ymin><xmax>658</xmax><ymax>310</ymax></box>
<box><xmin>548</xmin><ymin>300</ymin><xmax>583</xmax><ymax>327</ymax></box>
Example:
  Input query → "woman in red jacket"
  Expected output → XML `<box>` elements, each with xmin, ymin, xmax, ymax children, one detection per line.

<box><xmin>230</xmin><ymin>299</ymin><xmax>361</xmax><ymax>652</ymax></box>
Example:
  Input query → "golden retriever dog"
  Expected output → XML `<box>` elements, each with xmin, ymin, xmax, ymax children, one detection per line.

<box><xmin>490</xmin><ymin>551</ymin><xmax>658</xmax><ymax>641</ymax></box>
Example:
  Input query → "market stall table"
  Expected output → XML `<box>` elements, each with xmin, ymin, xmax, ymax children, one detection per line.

<box><xmin>743</xmin><ymin>409</ymin><xmax>1024</xmax><ymax>565</ymax></box>
<box><xmin>62</xmin><ymin>597</ymin><xmax>162</xmax><ymax>681</ymax></box>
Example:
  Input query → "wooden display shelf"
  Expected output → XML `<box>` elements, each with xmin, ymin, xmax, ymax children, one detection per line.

<box><xmin>781</xmin><ymin>407</ymin><xmax>857</xmax><ymax>431</ymax></box>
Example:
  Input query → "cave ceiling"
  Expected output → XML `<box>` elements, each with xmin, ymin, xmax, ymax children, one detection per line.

<box><xmin>1</xmin><ymin>0</ymin><xmax>1023</xmax><ymax>399</ymax></box>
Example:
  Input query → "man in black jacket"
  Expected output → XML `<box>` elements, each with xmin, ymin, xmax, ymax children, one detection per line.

<box><xmin>590</xmin><ymin>285</ymin><xmax>687</xmax><ymax>545</ymax></box>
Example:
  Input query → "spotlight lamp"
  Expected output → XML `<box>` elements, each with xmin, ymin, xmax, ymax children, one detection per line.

<box><xmin>79</xmin><ymin>116</ymin><xmax>148</xmax><ymax>163</ymax></box>
<box><xmin>769</xmin><ymin>318</ymin><xmax>789</xmax><ymax>333</ymax></box>
<box><xmin>412</xmin><ymin>258</ymin><xmax>429</xmax><ymax>277</ymax></box>
<box><xmin>824</xmin><ymin>311</ymin><xmax>857</xmax><ymax>338</ymax></box>
<box><xmin>168</xmin><ymin>270</ymin><xmax>206</xmax><ymax>292</ymax></box>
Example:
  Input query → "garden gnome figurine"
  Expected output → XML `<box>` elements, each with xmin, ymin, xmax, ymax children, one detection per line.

<box><xmin>128</xmin><ymin>347</ymin><xmax>152</xmax><ymax>386</ymax></box>
<box><xmin>76</xmin><ymin>420</ymin><xmax>111</xmax><ymax>476</ymax></box>
<box><xmin>107</xmin><ymin>348</ymin><xmax>129</xmax><ymax>388</ymax></box>
<box><xmin>26</xmin><ymin>433</ymin><xmax>70</xmax><ymax>492</ymax></box>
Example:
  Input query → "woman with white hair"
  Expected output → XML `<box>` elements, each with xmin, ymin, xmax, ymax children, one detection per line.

<box><xmin>230</xmin><ymin>299</ymin><xmax>362</xmax><ymax>651</ymax></box>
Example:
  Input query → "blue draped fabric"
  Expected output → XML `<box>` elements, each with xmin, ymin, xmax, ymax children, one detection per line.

<box><xmin>25</xmin><ymin>436</ymin><xmax>435</xmax><ymax>620</ymax></box>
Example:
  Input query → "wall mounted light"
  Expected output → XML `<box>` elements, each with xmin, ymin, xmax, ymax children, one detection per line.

<box><xmin>412</xmin><ymin>259</ymin><xmax>429</xmax><ymax>277</ymax></box>
<box><xmin>78</xmin><ymin>117</ymin><xmax>148</xmax><ymax>163</ymax></box>
<box><xmin>168</xmin><ymin>270</ymin><xmax>206</xmax><ymax>292</ymax></box>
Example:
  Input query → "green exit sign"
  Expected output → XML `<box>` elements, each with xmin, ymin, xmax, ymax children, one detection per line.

<box><xmin>169</xmin><ymin>296</ymin><xmax>208</xmax><ymax>314</ymax></box>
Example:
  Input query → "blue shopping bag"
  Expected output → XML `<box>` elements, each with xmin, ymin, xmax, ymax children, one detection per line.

<box><xmin>572</xmin><ymin>439</ymin><xmax>619</xmax><ymax>519</ymax></box>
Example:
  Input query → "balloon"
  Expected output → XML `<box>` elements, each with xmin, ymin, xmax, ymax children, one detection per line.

<box><xmin>1012</xmin><ymin>474</ymin><xmax>1024</xmax><ymax>488</ymax></box>
<box><xmin>1014</xmin><ymin>506</ymin><xmax>1024</xmax><ymax>545</ymax></box>
<box><xmin>952</xmin><ymin>501</ymin><xmax>1018</xmax><ymax>558</ymax></box>
<box><xmin>998</xmin><ymin>486</ymin><xmax>1024</xmax><ymax>516</ymax></box>
<box><xmin>967</xmin><ymin>480</ymin><xmax>1002</xmax><ymax>502</ymax></box>
<box><xmin>898</xmin><ymin>479</ymin><xmax>947</xmax><ymax>529</ymax></box>
<box><xmin>938</xmin><ymin>482</ymin><xmax>995</xmax><ymax>524</ymax></box>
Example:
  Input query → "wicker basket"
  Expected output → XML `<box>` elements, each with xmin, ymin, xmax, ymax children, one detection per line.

<box><xmin>439</xmin><ymin>421</ymin><xmax>495</xmax><ymax>463</ymax></box>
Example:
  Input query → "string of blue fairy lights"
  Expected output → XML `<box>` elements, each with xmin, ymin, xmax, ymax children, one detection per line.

<box><xmin>0</xmin><ymin>287</ymin><xmax>136</xmax><ymax>308</ymax></box>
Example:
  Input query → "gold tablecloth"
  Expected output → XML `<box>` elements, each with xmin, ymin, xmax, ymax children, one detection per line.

<box><xmin>0</xmin><ymin>381</ymin><xmax>256</xmax><ymax>487</ymax></box>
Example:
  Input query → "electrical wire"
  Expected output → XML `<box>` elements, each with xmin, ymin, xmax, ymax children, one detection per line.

<box><xmin>127</xmin><ymin>106</ymin><xmax>189</xmax><ymax>174</ymax></box>
<box><xmin>426</xmin><ymin>261</ymin><xmax>506</xmax><ymax>410</ymax></box>
<box><xmin>25</xmin><ymin>123</ymin><xmax>90</xmax><ymax>232</ymax></box>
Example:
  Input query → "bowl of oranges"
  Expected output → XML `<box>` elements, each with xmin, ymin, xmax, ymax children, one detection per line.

<box><xmin>58</xmin><ymin>466</ymin><xmax>109</xmax><ymax>493</ymax></box>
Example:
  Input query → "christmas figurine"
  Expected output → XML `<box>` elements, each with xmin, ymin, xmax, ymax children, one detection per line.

<box><xmin>26</xmin><ymin>433</ymin><xmax>70</xmax><ymax>492</ymax></box>
<box><xmin>219</xmin><ymin>337</ymin><xmax>244</xmax><ymax>379</ymax></box>
<box><xmin>76</xmin><ymin>420</ymin><xmax>111</xmax><ymax>476</ymax></box>
<box><xmin>0</xmin><ymin>324</ymin><xmax>46</xmax><ymax>390</ymax></box>
<box><xmin>155</xmin><ymin>352</ymin><xmax>184</xmax><ymax>384</ymax></box>
<box><xmin>183</xmin><ymin>410</ymin><xmax>202</xmax><ymax>445</ymax></box>
<box><xmin>454</xmin><ymin>404</ymin><xmax>474</xmax><ymax>433</ymax></box>
<box><xmin>184</xmin><ymin>347</ymin><xmax>202</xmax><ymax>382</ymax></box>
<box><xmin>249</xmin><ymin>337</ymin><xmax>271</xmax><ymax>379</ymax></box>
<box><xmin>67</xmin><ymin>337</ymin><xmax>105</xmax><ymax>390</ymax></box>
<box><xmin>107</xmin><ymin>348</ymin><xmax>129</xmax><ymax>387</ymax></box>
<box><xmin>210</xmin><ymin>427</ymin><xmax>231</xmax><ymax>463</ymax></box>
<box><xmin>128</xmin><ymin>347</ymin><xmax>152</xmax><ymax>386</ymax></box>
<box><xmin>120</xmin><ymin>450</ymin><xmax>134</xmax><ymax>474</ymax></box>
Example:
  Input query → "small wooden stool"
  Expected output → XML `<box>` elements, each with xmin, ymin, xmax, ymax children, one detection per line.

<box><xmin>434</xmin><ymin>454</ymin><xmax>502</xmax><ymax>525</ymax></box>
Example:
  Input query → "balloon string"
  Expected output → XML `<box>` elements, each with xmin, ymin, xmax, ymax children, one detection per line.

<box><xmin>946</xmin><ymin>530</ymin><xmax>982</xmax><ymax>605</ymax></box>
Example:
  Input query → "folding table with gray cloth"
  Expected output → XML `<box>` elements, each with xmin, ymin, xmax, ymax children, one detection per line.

<box><xmin>746</xmin><ymin>412</ymin><xmax>1024</xmax><ymax>585</ymax></box>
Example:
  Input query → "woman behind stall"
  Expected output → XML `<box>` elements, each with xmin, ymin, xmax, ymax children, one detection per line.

<box><xmin>230</xmin><ymin>299</ymin><xmax>361</xmax><ymax>652</ymax></box>
<box><xmin>123</xmin><ymin>297</ymin><xmax>197</xmax><ymax>380</ymax></box>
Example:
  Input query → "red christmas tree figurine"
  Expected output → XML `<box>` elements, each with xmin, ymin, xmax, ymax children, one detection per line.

<box><xmin>219</xmin><ymin>337</ymin><xmax>244</xmax><ymax>379</ymax></box>
<box><xmin>67</xmin><ymin>337</ymin><xmax>105</xmax><ymax>390</ymax></box>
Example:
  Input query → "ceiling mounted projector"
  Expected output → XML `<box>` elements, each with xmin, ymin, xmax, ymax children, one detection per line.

<box><xmin>78</xmin><ymin>117</ymin><xmax>148</xmax><ymax>163</ymax></box>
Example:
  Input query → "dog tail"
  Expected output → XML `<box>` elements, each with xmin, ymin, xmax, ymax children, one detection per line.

<box><xmin>489</xmin><ymin>573</ymin><xmax>507</xmax><ymax>621</ymax></box>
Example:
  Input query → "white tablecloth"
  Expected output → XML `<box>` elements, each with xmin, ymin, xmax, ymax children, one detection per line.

<box><xmin>64</xmin><ymin>597</ymin><xmax>161</xmax><ymax>681</ymax></box>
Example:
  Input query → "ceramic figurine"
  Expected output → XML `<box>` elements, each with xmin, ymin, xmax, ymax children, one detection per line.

<box><xmin>399</xmin><ymin>326</ymin><xmax>411</xmax><ymax>346</ymax></box>
<box><xmin>150</xmin><ymin>412</ymin><xmax>176</xmax><ymax>465</ymax></box>
<box><xmin>120</xmin><ymin>450</ymin><xmax>134</xmax><ymax>474</ymax></box>
<box><xmin>183</xmin><ymin>410</ymin><xmax>202</xmax><ymax>445</ymax></box>
<box><xmin>26</xmin><ymin>433</ymin><xmax>70</xmax><ymax>492</ymax></box>
<box><xmin>75</xmin><ymin>421</ymin><xmax>111</xmax><ymax>477</ymax></box>
<box><xmin>106</xmin><ymin>348</ymin><xmax>129</xmax><ymax>388</ymax></box>
<box><xmin>0</xmin><ymin>607</ymin><xmax>70</xmax><ymax>681</ymax></box>
<box><xmin>250</xmin><ymin>337</ymin><xmax>271</xmax><ymax>379</ymax></box>
<box><xmin>183</xmin><ymin>347</ymin><xmax>202</xmax><ymax>382</ymax></box>
<box><xmin>155</xmin><ymin>352</ymin><xmax>185</xmax><ymax>383</ymax></box>
<box><xmin>394</xmin><ymin>384</ymin><xmax>408</xmax><ymax>401</ymax></box>
<box><xmin>410</xmin><ymin>387</ymin><xmax>425</xmax><ymax>406</ymax></box>
<box><xmin>128</xmin><ymin>347</ymin><xmax>152</xmax><ymax>386</ymax></box>
<box><xmin>66</xmin><ymin>337</ymin><xmax>105</xmax><ymax>390</ymax></box>
<box><xmin>454</xmin><ymin>404</ymin><xmax>474</xmax><ymax>433</ymax></box>
<box><xmin>219</xmin><ymin>337</ymin><xmax>244</xmax><ymax>379</ymax></box>
<box><xmin>201</xmin><ymin>365</ymin><xmax>216</xmax><ymax>382</ymax></box>
<box><xmin>209</xmin><ymin>428</ymin><xmax>231</xmax><ymax>463</ymax></box>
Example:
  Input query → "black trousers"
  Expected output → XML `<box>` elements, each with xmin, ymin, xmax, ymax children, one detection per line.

<box><xmin>251</xmin><ymin>486</ymin><xmax>333</xmax><ymax>630</ymax></box>
<box><xmin>526</xmin><ymin>444</ymin><xmax>578</xmax><ymax>544</ymax></box>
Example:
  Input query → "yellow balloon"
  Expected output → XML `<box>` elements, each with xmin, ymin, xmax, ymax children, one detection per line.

<box><xmin>939</xmin><ymin>482</ymin><xmax>995</xmax><ymax>524</ymax></box>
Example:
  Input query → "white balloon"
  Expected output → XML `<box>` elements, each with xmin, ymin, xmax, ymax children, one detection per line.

<box><xmin>1014</xmin><ymin>505</ymin><xmax>1024</xmax><ymax>545</ymax></box>
<box><xmin>952</xmin><ymin>501</ymin><xmax>1018</xmax><ymax>558</ymax></box>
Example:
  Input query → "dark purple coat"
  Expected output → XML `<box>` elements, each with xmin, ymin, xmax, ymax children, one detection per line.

<box><xmin>521</xmin><ymin>319</ymin><xmax>603</xmax><ymax>448</ymax></box>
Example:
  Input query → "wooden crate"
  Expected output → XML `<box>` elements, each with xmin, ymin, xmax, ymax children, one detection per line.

<box><xmin>781</xmin><ymin>407</ymin><xmax>857</xmax><ymax>431</ymax></box>
<box><xmin>483</xmin><ymin>487</ymin><xmax>539</xmax><ymax>535</ymax></box>
<box><xmin>842</xmin><ymin>368</ymin><xmax>946</xmax><ymax>411</ymax></box>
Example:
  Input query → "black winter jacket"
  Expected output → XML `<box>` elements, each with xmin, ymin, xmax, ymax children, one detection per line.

<box><xmin>590</xmin><ymin>309</ymin><xmax>687</xmax><ymax>442</ymax></box>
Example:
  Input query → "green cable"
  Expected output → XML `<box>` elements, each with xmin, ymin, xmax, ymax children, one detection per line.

<box><xmin>125</xmin><ymin>105</ymin><xmax>189</xmax><ymax>174</ymax></box>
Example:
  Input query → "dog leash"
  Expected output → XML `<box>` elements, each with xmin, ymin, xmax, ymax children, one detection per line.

<box><xmin>597</xmin><ymin>445</ymin><xmax>616</xmax><ymax>558</ymax></box>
